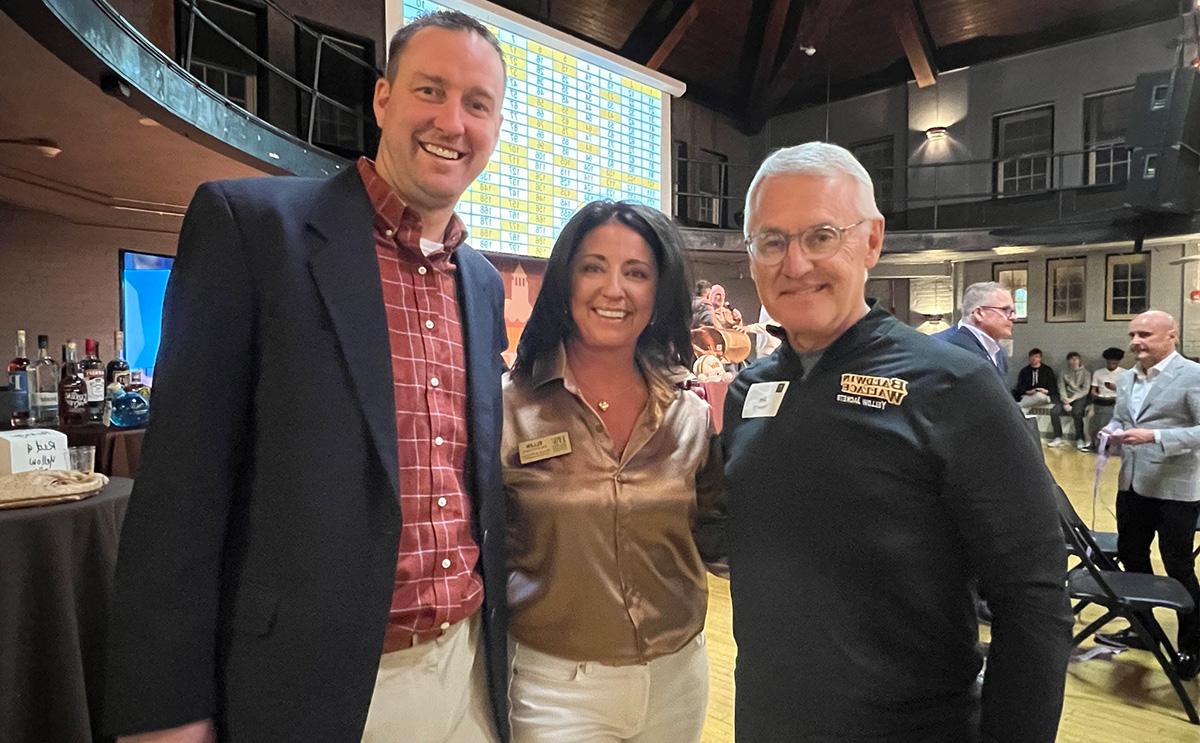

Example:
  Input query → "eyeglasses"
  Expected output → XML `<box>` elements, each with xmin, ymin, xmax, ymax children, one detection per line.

<box><xmin>744</xmin><ymin>219</ymin><xmax>866</xmax><ymax>266</ymax></box>
<box><xmin>977</xmin><ymin>305</ymin><xmax>1018</xmax><ymax>319</ymax></box>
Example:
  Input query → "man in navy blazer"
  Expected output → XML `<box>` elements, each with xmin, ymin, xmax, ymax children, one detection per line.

<box><xmin>933</xmin><ymin>281</ymin><xmax>1015</xmax><ymax>379</ymax></box>
<box><xmin>106</xmin><ymin>12</ymin><xmax>511</xmax><ymax>743</ymax></box>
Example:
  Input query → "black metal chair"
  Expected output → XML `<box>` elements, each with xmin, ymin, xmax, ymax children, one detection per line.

<box><xmin>1059</xmin><ymin>509</ymin><xmax>1199</xmax><ymax>724</ymax></box>
<box><xmin>1051</xmin><ymin>485</ymin><xmax>1120</xmax><ymax>616</ymax></box>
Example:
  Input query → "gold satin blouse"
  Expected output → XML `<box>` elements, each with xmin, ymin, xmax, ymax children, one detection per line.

<box><xmin>502</xmin><ymin>347</ymin><xmax>726</xmax><ymax>665</ymax></box>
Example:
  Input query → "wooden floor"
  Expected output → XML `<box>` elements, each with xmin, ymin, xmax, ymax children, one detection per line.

<box><xmin>699</xmin><ymin>445</ymin><xmax>1200</xmax><ymax>741</ymax></box>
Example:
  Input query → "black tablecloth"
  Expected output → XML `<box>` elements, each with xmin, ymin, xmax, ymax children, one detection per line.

<box><xmin>0</xmin><ymin>477</ymin><xmax>132</xmax><ymax>743</ymax></box>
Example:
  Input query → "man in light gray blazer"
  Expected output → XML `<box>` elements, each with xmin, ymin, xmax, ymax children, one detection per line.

<box><xmin>1096</xmin><ymin>310</ymin><xmax>1200</xmax><ymax>679</ymax></box>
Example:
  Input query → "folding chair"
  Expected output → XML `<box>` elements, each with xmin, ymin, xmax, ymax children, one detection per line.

<box><xmin>1060</xmin><ymin>511</ymin><xmax>1199</xmax><ymax>724</ymax></box>
<box><xmin>1050</xmin><ymin>485</ymin><xmax>1121</xmax><ymax>616</ymax></box>
<box><xmin>1193</xmin><ymin>512</ymin><xmax>1199</xmax><ymax>559</ymax></box>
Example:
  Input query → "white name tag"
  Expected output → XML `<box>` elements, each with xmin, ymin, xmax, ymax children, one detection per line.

<box><xmin>742</xmin><ymin>381</ymin><xmax>790</xmax><ymax>419</ymax></box>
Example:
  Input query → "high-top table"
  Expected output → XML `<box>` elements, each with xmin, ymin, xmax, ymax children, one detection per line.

<box><xmin>0</xmin><ymin>477</ymin><xmax>133</xmax><ymax>743</ymax></box>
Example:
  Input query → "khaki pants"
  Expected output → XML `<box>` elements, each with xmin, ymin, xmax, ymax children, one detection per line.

<box><xmin>362</xmin><ymin>615</ymin><xmax>499</xmax><ymax>743</ymax></box>
<box><xmin>508</xmin><ymin>633</ymin><xmax>708</xmax><ymax>743</ymax></box>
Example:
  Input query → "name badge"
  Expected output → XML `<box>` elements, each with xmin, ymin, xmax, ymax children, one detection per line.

<box><xmin>742</xmin><ymin>381</ymin><xmax>790</xmax><ymax>419</ymax></box>
<box><xmin>518</xmin><ymin>432</ymin><xmax>572</xmax><ymax>464</ymax></box>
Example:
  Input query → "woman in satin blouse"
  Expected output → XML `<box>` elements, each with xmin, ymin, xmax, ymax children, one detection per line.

<box><xmin>501</xmin><ymin>200</ymin><xmax>726</xmax><ymax>742</ymax></box>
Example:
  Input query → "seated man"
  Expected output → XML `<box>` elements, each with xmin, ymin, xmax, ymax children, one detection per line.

<box><xmin>1014</xmin><ymin>348</ymin><xmax>1059</xmax><ymax>413</ymax></box>
<box><xmin>1089</xmin><ymin>346</ymin><xmax>1124</xmax><ymax>446</ymax></box>
<box><xmin>1055</xmin><ymin>351</ymin><xmax>1091</xmax><ymax>450</ymax></box>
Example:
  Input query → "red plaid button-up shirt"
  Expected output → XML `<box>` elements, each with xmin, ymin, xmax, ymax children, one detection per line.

<box><xmin>357</xmin><ymin>158</ymin><xmax>483</xmax><ymax>652</ymax></box>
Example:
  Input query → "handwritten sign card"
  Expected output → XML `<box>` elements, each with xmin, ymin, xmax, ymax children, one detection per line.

<box><xmin>0</xmin><ymin>429</ymin><xmax>70</xmax><ymax>473</ymax></box>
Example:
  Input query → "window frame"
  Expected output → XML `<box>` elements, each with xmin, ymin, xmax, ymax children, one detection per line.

<box><xmin>1045</xmin><ymin>256</ymin><xmax>1087</xmax><ymax>323</ymax></box>
<box><xmin>851</xmin><ymin>136</ymin><xmax>897</xmax><ymax>214</ymax></box>
<box><xmin>992</xmin><ymin>261</ymin><xmax>1029</xmax><ymax>323</ymax></box>
<box><xmin>992</xmin><ymin>104</ymin><xmax>1055</xmax><ymax>197</ymax></box>
<box><xmin>1082</xmin><ymin>86</ymin><xmax>1134</xmax><ymax>188</ymax></box>
<box><xmin>1105</xmin><ymin>252</ymin><xmax>1150</xmax><ymax>321</ymax></box>
<box><xmin>295</xmin><ymin>19</ymin><xmax>376</xmax><ymax>156</ymax></box>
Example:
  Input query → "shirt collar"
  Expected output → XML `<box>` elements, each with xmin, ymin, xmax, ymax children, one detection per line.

<box><xmin>530</xmin><ymin>343</ymin><xmax>688</xmax><ymax>410</ymax></box>
<box><xmin>356</xmin><ymin>157</ymin><xmax>467</xmax><ymax>255</ymax></box>
<box><xmin>957</xmin><ymin>320</ymin><xmax>1002</xmax><ymax>357</ymax></box>
<box><xmin>1135</xmin><ymin>350</ymin><xmax>1178</xmax><ymax>381</ymax></box>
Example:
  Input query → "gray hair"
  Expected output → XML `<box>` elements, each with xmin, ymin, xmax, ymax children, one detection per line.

<box><xmin>744</xmin><ymin>142</ymin><xmax>883</xmax><ymax>233</ymax></box>
<box><xmin>961</xmin><ymin>281</ymin><xmax>1008</xmax><ymax>314</ymax></box>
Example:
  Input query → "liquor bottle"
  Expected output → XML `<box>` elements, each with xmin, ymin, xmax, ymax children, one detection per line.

<box><xmin>106</xmin><ymin>330</ymin><xmax>131</xmax><ymax>386</ymax></box>
<box><xmin>7</xmin><ymin>330</ymin><xmax>30</xmax><ymax>427</ymax></box>
<box><xmin>58</xmin><ymin>341</ymin><xmax>88</xmax><ymax>426</ymax></box>
<box><xmin>80</xmin><ymin>338</ymin><xmax>106</xmax><ymax>423</ymax></box>
<box><xmin>29</xmin><ymin>334</ymin><xmax>59</xmax><ymax>426</ymax></box>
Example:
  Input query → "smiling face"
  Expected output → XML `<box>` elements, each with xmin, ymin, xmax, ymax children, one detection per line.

<box><xmin>372</xmin><ymin>28</ymin><xmax>504</xmax><ymax>218</ymax></box>
<box><xmin>568</xmin><ymin>222</ymin><xmax>658</xmax><ymax>356</ymax></box>
<box><xmin>746</xmin><ymin>173</ymin><xmax>883</xmax><ymax>351</ymax></box>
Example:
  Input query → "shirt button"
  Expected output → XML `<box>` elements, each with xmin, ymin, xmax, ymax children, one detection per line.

<box><xmin>417</xmin><ymin>266</ymin><xmax>428</xmax><ymax>275</ymax></box>
<box><xmin>434</xmin><ymin>436</ymin><xmax>445</xmax><ymax>446</ymax></box>
<box><xmin>437</xmin><ymin>496</ymin><xmax>448</xmax><ymax>507</ymax></box>
<box><xmin>384</xmin><ymin>228</ymin><xmax>394</xmax><ymax>237</ymax></box>
<box><xmin>440</xmin><ymin>621</ymin><xmax>451</xmax><ymax>630</ymax></box>
<box><xmin>425</xmin><ymin>319</ymin><xmax>435</xmax><ymax>330</ymax></box>
<box><xmin>430</xmin><ymin>377</ymin><xmax>440</xmax><ymax>387</ymax></box>
<box><xmin>441</xmin><ymin>558</ymin><xmax>452</xmax><ymax>569</ymax></box>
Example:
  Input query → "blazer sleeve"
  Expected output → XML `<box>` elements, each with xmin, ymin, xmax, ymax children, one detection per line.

<box><xmin>692</xmin><ymin>411</ymin><xmax>727</xmax><ymax>564</ymax></box>
<box><xmin>933</xmin><ymin>364</ymin><xmax>1072</xmax><ymax>743</ymax></box>
<box><xmin>106</xmin><ymin>182</ymin><xmax>258</xmax><ymax>734</ymax></box>
<box><xmin>1158</xmin><ymin>369</ymin><xmax>1200</xmax><ymax>456</ymax></box>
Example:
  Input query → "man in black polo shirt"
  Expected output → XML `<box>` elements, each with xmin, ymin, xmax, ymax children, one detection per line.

<box><xmin>722</xmin><ymin>142</ymin><xmax>1071</xmax><ymax>742</ymax></box>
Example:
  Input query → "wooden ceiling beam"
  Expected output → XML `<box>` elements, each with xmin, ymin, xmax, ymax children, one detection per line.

<box><xmin>747</xmin><ymin>0</ymin><xmax>794</xmax><ymax>115</ymax></box>
<box><xmin>891</xmin><ymin>0</ymin><xmax>939</xmax><ymax>88</ymax></box>
<box><xmin>746</xmin><ymin>0</ymin><xmax>854</xmax><ymax>130</ymax></box>
<box><xmin>646</xmin><ymin>2</ymin><xmax>700</xmax><ymax>70</ymax></box>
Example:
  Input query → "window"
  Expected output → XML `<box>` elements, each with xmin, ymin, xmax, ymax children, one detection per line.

<box><xmin>693</xmin><ymin>149</ymin><xmax>727</xmax><ymax>227</ymax></box>
<box><xmin>178</xmin><ymin>0</ymin><xmax>264</xmax><ymax>115</ymax></box>
<box><xmin>992</xmin><ymin>262</ymin><xmax>1029</xmax><ymax>321</ymax></box>
<box><xmin>852</xmin><ymin>138</ymin><xmax>895</xmax><ymax>213</ymax></box>
<box><xmin>994</xmin><ymin>105</ymin><xmax>1053</xmax><ymax>195</ymax></box>
<box><xmin>1083</xmin><ymin>88</ymin><xmax>1132</xmax><ymax>186</ymax></box>
<box><xmin>296</xmin><ymin>24</ymin><xmax>376</xmax><ymax>156</ymax></box>
<box><xmin>1106</xmin><ymin>253</ymin><xmax>1149</xmax><ymax>320</ymax></box>
<box><xmin>1046</xmin><ymin>256</ymin><xmax>1086</xmax><ymax>322</ymax></box>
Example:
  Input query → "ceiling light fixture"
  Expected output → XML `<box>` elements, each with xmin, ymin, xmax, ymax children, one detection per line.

<box><xmin>0</xmin><ymin>137</ymin><xmax>62</xmax><ymax>158</ymax></box>
<box><xmin>925</xmin><ymin>126</ymin><xmax>948</xmax><ymax>141</ymax></box>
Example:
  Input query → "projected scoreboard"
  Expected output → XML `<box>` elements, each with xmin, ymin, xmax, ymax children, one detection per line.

<box><xmin>400</xmin><ymin>0</ymin><xmax>679</xmax><ymax>258</ymax></box>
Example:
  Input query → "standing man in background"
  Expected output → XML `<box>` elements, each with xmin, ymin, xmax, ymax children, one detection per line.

<box><xmin>724</xmin><ymin>142</ymin><xmax>1070</xmax><ymax>742</ymax></box>
<box><xmin>933</xmin><ymin>281</ymin><xmax>1014</xmax><ymax>380</ymax></box>
<box><xmin>1095</xmin><ymin>310</ymin><xmax>1200</xmax><ymax>680</ymax></box>
<box><xmin>105</xmin><ymin>11</ymin><xmax>511</xmax><ymax>743</ymax></box>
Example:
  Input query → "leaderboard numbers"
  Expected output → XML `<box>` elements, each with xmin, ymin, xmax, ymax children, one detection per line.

<box><xmin>405</xmin><ymin>0</ymin><xmax>663</xmax><ymax>258</ymax></box>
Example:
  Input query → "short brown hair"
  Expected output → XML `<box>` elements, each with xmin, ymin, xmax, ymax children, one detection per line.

<box><xmin>384</xmin><ymin>10</ymin><xmax>507</xmax><ymax>83</ymax></box>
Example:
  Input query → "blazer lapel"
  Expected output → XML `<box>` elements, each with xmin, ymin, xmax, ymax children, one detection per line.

<box><xmin>1136</xmin><ymin>359</ymin><xmax>1179</xmax><ymax>422</ymax></box>
<box><xmin>305</xmin><ymin>169</ymin><xmax>399</xmax><ymax>495</ymax></box>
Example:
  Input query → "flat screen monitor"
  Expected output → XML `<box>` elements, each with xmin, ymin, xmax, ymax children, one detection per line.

<box><xmin>119</xmin><ymin>250</ymin><xmax>175</xmax><ymax>384</ymax></box>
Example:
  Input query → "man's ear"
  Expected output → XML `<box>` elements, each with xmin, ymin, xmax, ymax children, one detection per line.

<box><xmin>863</xmin><ymin>218</ymin><xmax>885</xmax><ymax>269</ymax></box>
<box><xmin>372</xmin><ymin>77</ymin><xmax>392</xmax><ymax>127</ymax></box>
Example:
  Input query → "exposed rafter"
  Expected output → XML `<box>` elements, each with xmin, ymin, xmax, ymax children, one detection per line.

<box><xmin>748</xmin><ymin>0</ymin><xmax>793</xmax><ymax>117</ymax></box>
<box><xmin>891</xmin><ymin>0</ymin><xmax>939</xmax><ymax>88</ymax></box>
<box><xmin>747</xmin><ymin>0</ymin><xmax>854</xmax><ymax>130</ymax></box>
<box><xmin>618</xmin><ymin>0</ymin><xmax>699</xmax><ymax>70</ymax></box>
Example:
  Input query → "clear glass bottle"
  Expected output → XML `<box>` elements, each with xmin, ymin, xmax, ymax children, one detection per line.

<box><xmin>29</xmin><ymin>334</ymin><xmax>59</xmax><ymax>426</ymax></box>
<box><xmin>7</xmin><ymin>330</ymin><xmax>30</xmax><ymax>427</ymax></box>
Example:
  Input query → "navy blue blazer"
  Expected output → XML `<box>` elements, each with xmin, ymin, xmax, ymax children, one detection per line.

<box><xmin>934</xmin><ymin>324</ymin><xmax>1005</xmax><ymax>378</ymax></box>
<box><xmin>106</xmin><ymin>168</ymin><xmax>509</xmax><ymax>742</ymax></box>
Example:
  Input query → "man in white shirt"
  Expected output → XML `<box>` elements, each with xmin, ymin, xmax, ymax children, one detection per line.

<box><xmin>1095</xmin><ymin>311</ymin><xmax>1200</xmax><ymax>680</ymax></box>
<box><xmin>932</xmin><ymin>281</ymin><xmax>1013</xmax><ymax>379</ymax></box>
<box><xmin>1088</xmin><ymin>346</ymin><xmax>1124</xmax><ymax>446</ymax></box>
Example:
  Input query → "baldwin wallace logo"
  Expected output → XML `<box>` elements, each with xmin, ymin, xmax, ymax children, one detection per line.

<box><xmin>836</xmin><ymin>373</ymin><xmax>909</xmax><ymax>410</ymax></box>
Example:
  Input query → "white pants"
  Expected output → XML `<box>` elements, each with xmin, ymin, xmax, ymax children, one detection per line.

<box><xmin>362</xmin><ymin>615</ymin><xmax>499</xmax><ymax>743</ymax></box>
<box><xmin>508</xmin><ymin>633</ymin><xmax>709</xmax><ymax>743</ymax></box>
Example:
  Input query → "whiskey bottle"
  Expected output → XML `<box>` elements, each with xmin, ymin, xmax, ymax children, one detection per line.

<box><xmin>58</xmin><ymin>341</ymin><xmax>88</xmax><ymax>426</ymax></box>
<box><xmin>80</xmin><ymin>338</ymin><xmax>106</xmax><ymax>422</ymax></box>
<box><xmin>29</xmin><ymin>334</ymin><xmax>59</xmax><ymax>426</ymax></box>
<box><xmin>106</xmin><ymin>330</ymin><xmax>131</xmax><ymax>386</ymax></box>
<box><xmin>7</xmin><ymin>330</ymin><xmax>30</xmax><ymax>427</ymax></box>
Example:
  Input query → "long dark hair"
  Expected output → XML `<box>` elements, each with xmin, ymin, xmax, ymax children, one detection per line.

<box><xmin>512</xmin><ymin>201</ymin><xmax>692</xmax><ymax>377</ymax></box>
